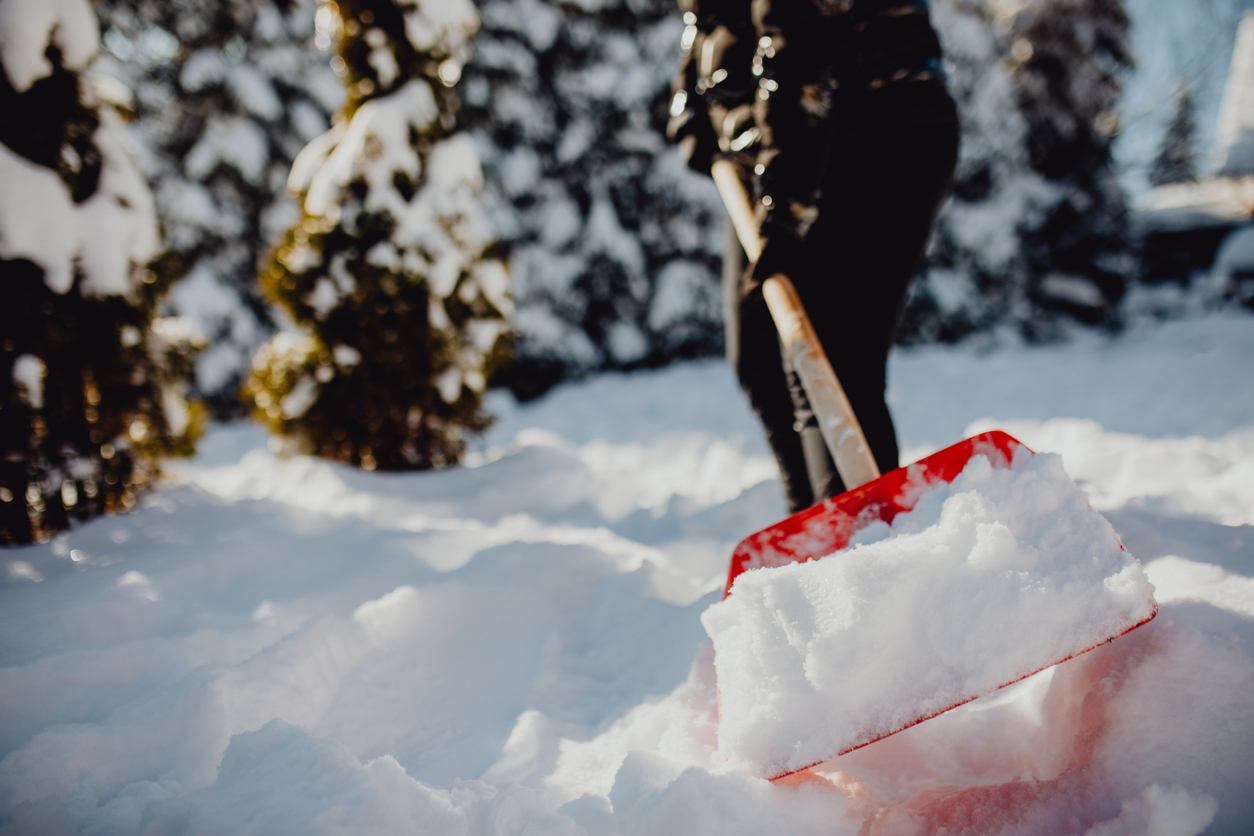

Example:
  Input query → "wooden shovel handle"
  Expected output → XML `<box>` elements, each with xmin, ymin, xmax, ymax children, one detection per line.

<box><xmin>711</xmin><ymin>159</ymin><xmax>881</xmax><ymax>490</ymax></box>
<box><xmin>712</xmin><ymin>160</ymin><xmax>765</xmax><ymax>263</ymax></box>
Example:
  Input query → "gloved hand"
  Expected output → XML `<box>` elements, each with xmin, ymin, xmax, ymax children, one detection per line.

<box><xmin>751</xmin><ymin>226</ymin><xmax>808</xmax><ymax>284</ymax></box>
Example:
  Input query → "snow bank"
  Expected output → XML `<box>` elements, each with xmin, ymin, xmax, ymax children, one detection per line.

<box><xmin>703</xmin><ymin>451</ymin><xmax>1157</xmax><ymax>779</ymax></box>
<box><xmin>889</xmin><ymin>314</ymin><xmax>1254</xmax><ymax>447</ymax></box>
<box><xmin>967</xmin><ymin>418</ymin><xmax>1254</xmax><ymax>527</ymax></box>
<box><xmin>0</xmin><ymin>316</ymin><xmax>1251</xmax><ymax>834</ymax></box>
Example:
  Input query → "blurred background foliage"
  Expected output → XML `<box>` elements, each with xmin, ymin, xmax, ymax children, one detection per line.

<box><xmin>1</xmin><ymin>0</ymin><xmax>202</xmax><ymax>545</ymax></box>
<box><xmin>3</xmin><ymin>0</ymin><xmax>1254</xmax><ymax>543</ymax></box>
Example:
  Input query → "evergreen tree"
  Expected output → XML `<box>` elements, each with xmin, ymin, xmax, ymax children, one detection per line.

<box><xmin>461</xmin><ymin>0</ymin><xmax>727</xmax><ymax>399</ymax></box>
<box><xmin>1149</xmin><ymin>85</ymin><xmax>1198</xmax><ymax>186</ymax></box>
<box><xmin>902</xmin><ymin>0</ymin><xmax>1134</xmax><ymax>343</ymax></box>
<box><xmin>0</xmin><ymin>0</ymin><xmax>199</xmax><ymax>545</ymax></box>
<box><xmin>902</xmin><ymin>0</ymin><xmax>1052</xmax><ymax>343</ymax></box>
<box><xmin>94</xmin><ymin>0</ymin><xmax>344</xmax><ymax>414</ymax></box>
<box><xmin>1010</xmin><ymin>0</ymin><xmax>1133</xmax><ymax>329</ymax></box>
<box><xmin>244</xmin><ymin>0</ymin><xmax>509</xmax><ymax>471</ymax></box>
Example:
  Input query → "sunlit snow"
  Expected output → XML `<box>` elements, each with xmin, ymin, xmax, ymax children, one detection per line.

<box><xmin>1</xmin><ymin>315</ymin><xmax>1252</xmax><ymax>834</ymax></box>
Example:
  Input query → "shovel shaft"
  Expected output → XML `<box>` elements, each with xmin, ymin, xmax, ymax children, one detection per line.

<box><xmin>760</xmin><ymin>275</ymin><xmax>881</xmax><ymax>489</ymax></box>
<box><xmin>711</xmin><ymin>159</ymin><xmax>881</xmax><ymax>490</ymax></box>
<box><xmin>712</xmin><ymin>160</ymin><xmax>764</xmax><ymax>263</ymax></box>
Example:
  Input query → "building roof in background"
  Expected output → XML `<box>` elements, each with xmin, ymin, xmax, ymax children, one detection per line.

<box><xmin>1216</xmin><ymin>12</ymin><xmax>1254</xmax><ymax>175</ymax></box>
<box><xmin>1139</xmin><ymin>11</ymin><xmax>1254</xmax><ymax>232</ymax></box>
<box><xmin>1138</xmin><ymin>175</ymin><xmax>1254</xmax><ymax>231</ymax></box>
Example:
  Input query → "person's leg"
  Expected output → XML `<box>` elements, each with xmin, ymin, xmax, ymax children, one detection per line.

<box><xmin>792</xmin><ymin>82</ymin><xmax>960</xmax><ymax>500</ymax></box>
<box><xmin>728</xmin><ymin>258</ymin><xmax>815</xmax><ymax>513</ymax></box>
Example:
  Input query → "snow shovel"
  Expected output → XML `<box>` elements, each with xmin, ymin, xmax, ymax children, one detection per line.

<box><xmin>709</xmin><ymin>159</ymin><xmax>1158</xmax><ymax>780</ymax></box>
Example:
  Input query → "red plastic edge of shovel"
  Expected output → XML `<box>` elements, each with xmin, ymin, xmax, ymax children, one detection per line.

<box><xmin>725</xmin><ymin>431</ymin><xmax>1027</xmax><ymax>598</ymax></box>
<box><xmin>719</xmin><ymin>430</ymin><xmax>1159</xmax><ymax>781</ymax></box>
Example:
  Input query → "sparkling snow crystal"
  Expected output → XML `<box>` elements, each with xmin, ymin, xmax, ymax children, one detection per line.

<box><xmin>702</xmin><ymin>450</ymin><xmax>1158</xmax><ymax>779</ymax></box>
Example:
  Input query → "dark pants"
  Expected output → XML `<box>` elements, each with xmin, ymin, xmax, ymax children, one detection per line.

<box><xmin>727</xmin><ymin>81</ymin><xmax>959</xmax><ymax>513</ymax></box>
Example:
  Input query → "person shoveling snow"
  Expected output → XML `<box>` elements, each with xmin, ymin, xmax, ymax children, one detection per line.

<box><xmin>669</xmin><ymin>0</ymin><xmax>1160</xmax><ymax>779</ymax></box>
<box><xmin>667</xmin><ymin>0</ymin><xmax>958</xmax><ymax>513</ymax></box>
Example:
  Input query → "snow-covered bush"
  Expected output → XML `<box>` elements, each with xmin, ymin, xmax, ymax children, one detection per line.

<box><xmin>904</xmin><ymin>0</ymin><xmax>1134</xmax><ymax>344</ymax></box>
<box><xmin>0</xmin><ymin>0</ymin><xmax>200</xmax><ymax>546</ymax></box>
<box><xmin>461</xmin><ymin>0</ymin><xmax>727</xmax><ymax>398</ymax></box>
<box><xmin>94</xmin><ymin>0</ymin><xmax>344</xmax><ymax>414</ymax></box>
<box><xmin>244</xmin><ymin>0</ymin><xmax>510</xmax><ymax>471</ymax></box>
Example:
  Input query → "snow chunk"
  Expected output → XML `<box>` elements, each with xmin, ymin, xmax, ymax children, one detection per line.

<box><xmin>496</xmin><ymin>146</ymin><xmax>541</xmax><ymax>196</ymax></box>
<box><xmin>513</xmin><ymin>305</ymin><xmax>601</xmax><ymax>368</ymax></box>
<box><xmin>302</xmin><ymin>80</ymin><xmax>438</xmax><ymax>218</ymax></box>
<box><xmin>0</xmin><ymin>0</ymin><xmax>98</xmax><ymax>92</ymax></box>
<box><xmin>7</xmin><ymin>561</ymin><xmax>43</xmax><ymax>583</ymax></box>
<box><xmin>333</xmin><ymin>344</ymin><xmax>361</xmax><ymax>368</ymax></box>
<box><xmin>427</xmin><ymin>134</ymin><xmax>483</xmax><ymax>191</ymax></box>
<box><xmin>149</xmin><ymin>315</ymin><xmax>205</xmax><ymax>348</ymax></box>
<box><xmin>11</xmin><ymin>354</ymin><xmax>46</xmax><ymax>410</ymax></box>
<box><xmin>702</xmin><ymin>451</ymin><xmax>1157</xmax><ymax>779</ymax></box>
<box><xmin>399</xmin><ymin>0</ymin><xmax>479</xmax><ymax>54</ymax></box>
<box><xmin>116</xmin><ymin>570</ymin><xmax>160</xmax><ymax>602</ymax></box>
<box><xmin>174</xmin><ymin>721</ymin><xmax>469</xmax><ymax>835</ymax></box>
<box><xmin>77</xmin><ymin>110</ymin><xmax>160</xmax><ymax>296</ymax></box>
<box><xmin>472</xmin><ymin>259</ymin><xmax>510</xmax><ymax>314</ymax></box>
<box><xmin>181</xmin><ymin>51</ymin><xmax>283</xmax><ymax>120</ymax></box>
<box><xmin>185</xmin><ymin>116</ymin><xmax>270</xmax><ymax>185</ymax></box>
<box><xmin>253</xmin><ymin>331</ymin><xmax>316</xmax><ymax>373</ymax></box>
<box><xmin>481</xmin><ymin>0</ymin><xmax>561</xmax><ymax>52</ymax></box>
<box><xmin>648</xmin><ymin>260</ymin><xmax>718</xmax><ymax>331</ymax></box>
<box><xmin>465</xmin><ymin>318</ymin><xmax>507</xmax><ymax>354</ymax></box>
<box><xmin>0</xmin><ymin>111</ymin><xmax>157</xmax><ymax>297</ymax></box>
<box><xmin>1083</xmin><ymin>785</ymin><xmax>1217</xmax><ymax>836</ymax></box>
<box><xmin>305</xmin><ymin>277</ymin><xmax>343</xmax><ymax>319</ymax></box>
<box><xmin>434</xmin><ymin>366</ymin><xmax>462</xmax><ymax>403</ymax></box>
<box><xmin>161</xmin><ymin>385</ymin><xmax>191</xmax><ymax>438</ymax></box>
<box><xmin>0</xmin><ymin>143</ymin><xmax>81</xmax><ymax>293</ymax></box>
<box><xmin>288</xmin><ymin>124</ymin><xmax>344</xmax><ymax>197</ymax></box>
<box><xmin>368</xmin><ymin>44</ymin><xmax>399</xmax><ymax>88</ymax></box>
<box><xmin>605</xmin><ymin>321</ymin><xmax>647</xmax><ymax>363</ymax></box>
<box><xmin>79</xmin><ymin>109</ymin><xmax>159</xmax><ymax>295</ymax></box>
<box><xmin>584</xmin><ymin>197</ymin><xmax>645</xmax><ymax>282</ymax></box>
<box><xmin>280</xmin><ymin>376</ymin><xmax>319</xmax><ymax>420</ymax></box>
<box><xmin>1146</xmin><ymin>555</ymin><xmax>1254</xmax><ymax>619</ymax></box>
<box><xmin>1040</xmin><ymin>273</ymin><xmax>1105</xmax><ymax>309</ymax></box>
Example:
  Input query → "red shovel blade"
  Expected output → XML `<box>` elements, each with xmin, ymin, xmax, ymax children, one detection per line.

<box><xmin>719</xmin><ymin>430</ymin><xmax>1158</xmax><ymax>780</ymax></box>
<box><xmin>725</xmin><ymin>431</ymin><xmax>1027</xmax><ymax>598</ymax></box>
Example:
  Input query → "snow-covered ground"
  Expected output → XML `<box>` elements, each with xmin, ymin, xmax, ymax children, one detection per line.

<box><xmin>2</xmin><ymin>314</ymin><xmax>1253</xmax><ymax>835</ymax></box>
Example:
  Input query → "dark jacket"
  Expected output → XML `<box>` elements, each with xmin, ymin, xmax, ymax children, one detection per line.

<box><xmin>667</xmin><ymin>0</ymin><xmax>945</xmax><ymax>240</ymax></box>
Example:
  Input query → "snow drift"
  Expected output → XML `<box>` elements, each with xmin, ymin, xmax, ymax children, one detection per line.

<box><xmin>0</xmin><ymin>316</ymin><xmax>1252</xmax><ymax>834</ymax></box>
